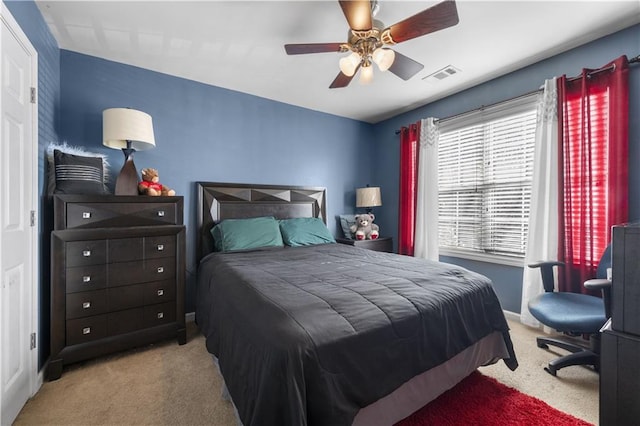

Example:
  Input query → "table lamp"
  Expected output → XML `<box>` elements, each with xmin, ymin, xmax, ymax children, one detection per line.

<box><xmin>103</xmin><ymin>108</ymin><xmax>156</xmax><ymax>195</ymax></box>
<box><xmin>356</xmin><ymin>186</ymin><xmax>382</xmax><ymax>214</ymax></box>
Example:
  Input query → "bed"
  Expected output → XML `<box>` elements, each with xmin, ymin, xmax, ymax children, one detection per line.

<box><xmin>195</xmin><ymin>182</ymin><xmax>518</xmax><ymax>426</ymax></box>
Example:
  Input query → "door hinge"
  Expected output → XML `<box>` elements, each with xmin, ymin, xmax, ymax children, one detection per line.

<box><xmin>30</xmin><ymin>87</ymin><xmax>36</xmax><ymax>104</ymax></box>
<box><xmin>30</xmin><ymin>332</ymin><xmax>36</xmax><ymax>350</ymax></box>
<box><xmin>30</xmin><ymin>210</ymin><xmax>35</xmax><ymax>227</ymax></box>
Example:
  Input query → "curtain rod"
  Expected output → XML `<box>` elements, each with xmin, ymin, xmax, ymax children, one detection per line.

<box><xmin>394</xmin><ymin>88</ymin><xmax>540</xmax><ymax>135</ymax></box>
<box><xmin>395</xmin><ymin>54</ymin><xmax>640</xmax><ymax>135</ymax></box>
<box><xmin>566</xmin><ymin>54</ymin><xmax>640</xmax><ymax>83</ymax></box>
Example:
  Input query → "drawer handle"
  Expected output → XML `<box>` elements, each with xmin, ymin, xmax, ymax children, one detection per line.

<box><xmin>157</xmin><ymin>244</ymin><xmax>164</xmax><ymax>251</ymax></box>
<box><xmin>83</xmin><ymin>250</ymin><xmax>91</xmax><ymax>257</ymax></box>
<box><xmin>82</xmin><ymin>212</ymin><xmax>91</xmax><ymax>219</ymax></box>
<box><xmin>82</xmin><ymin>327</ymin><xmax>91</xmax><ymax>335</ymax></box>
<box><xmin>157</xmin><ymin>210</ymin><xmax>165</xmax><ymax>217</ymax></box>
<box><xmin>157</xmin><ymin>289</ymin><xmax>164</xmax><ymax>296</ymax></box>
<box><xmin>82</xmin><ymin>275</ymin><xmax>91</xmax><ymax>283</ymax></box>
<box><xmin>157</xmin><ymin>267</ymin><xmax>164</xmax><ymax>273</ymax></box>
<box><xmin>157</xmin><ymin>312</ymin><xmax>164</xmax><ymax>319</ymax></box>
<box><xmin>82</xmin><ymin>301</ymin><xmax>91</xmax><ymax>309</ymax></box>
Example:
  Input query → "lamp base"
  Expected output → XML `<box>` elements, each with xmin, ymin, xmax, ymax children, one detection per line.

<box><xmin>114</xmin><ymin>149</ymin><xmax>139</xmax><ymax>196</ymax></box>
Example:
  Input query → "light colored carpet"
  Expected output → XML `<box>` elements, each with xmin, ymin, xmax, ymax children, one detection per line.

<box><xmin>14</xmin><ymin>318</ymin><xmax>598</xmax><ymax>425</ymax></box>
<box><xmin>481</xmin><ymin>320</ymin><xmax>598</xmax><ymax>424</ymax></box>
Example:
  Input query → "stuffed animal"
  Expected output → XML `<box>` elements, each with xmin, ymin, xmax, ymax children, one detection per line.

<box><xmin>350</xmin><ymin>213</ymin><xmax>379</xmax><ymax>240</ymax></box>
<box><xmin>138</xmin><ymin>168</ymin><xmax>175</xmax><ymax>196</ymax></box>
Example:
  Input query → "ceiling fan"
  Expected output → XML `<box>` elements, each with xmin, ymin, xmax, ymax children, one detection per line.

<box><xmin>284</xmin><ymin>0</ymin><xmax>459</xmax><ymax>88</ymax></box>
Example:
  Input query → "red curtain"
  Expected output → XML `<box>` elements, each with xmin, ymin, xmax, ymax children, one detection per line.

<box><xmin>398</xmin><ymin>122</ymin><xmax>420</xmax><ymax>256</ymax></box>
<box><xmin>557</xmin><ymin>56</ymin><xmax>629</xmax><ymax>293</ymax></box>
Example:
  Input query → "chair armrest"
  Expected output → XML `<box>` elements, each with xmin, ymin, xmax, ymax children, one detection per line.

<box><xmin>584</xmin><ymin>278</ymin><xmax>611</xmax><ymax>291</ymax></box>
<box><xmin>528</xmin><ymin>260</ymin><xmax>564</xmax><ymax>269</ymax></box>
<box><xmin>528</xmin><ymin>261</ymin><xmax>564</xmax><ymax>293</ymax></box>
<box><xmin>584</xmin><ymin>278</ymin><xmax>612</xmax><ymax>319</ymax></box>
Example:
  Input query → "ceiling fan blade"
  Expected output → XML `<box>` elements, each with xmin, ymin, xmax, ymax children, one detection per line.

<box><xmin>339</xmin><ymin>0</ymin><xmax>372</xmax><ymax>31</ymax></box>
<box><xmin>329</xmin><ymin>67</ymin><xmax>359</xmax><ymax>89</ymax></box>
<box><xmin>385</xmin><ymin>0</ymin><xmax>459</xmax><ymax>44</ymax></box>
<box><xmin>285</xmin><ymin>43</ymin><xmax>345</xmax><ymax>55</ymax></box>
<box><xmin>388</xmin><ymin>51</ymin><xmax>424</xmax><ymax>81</ymax></box>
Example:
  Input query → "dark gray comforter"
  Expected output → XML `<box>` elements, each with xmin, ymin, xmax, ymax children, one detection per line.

<box><xmin>196</xmin><ymin>243</ymin><xmax>517</xmax><ymax>426</ymax></box>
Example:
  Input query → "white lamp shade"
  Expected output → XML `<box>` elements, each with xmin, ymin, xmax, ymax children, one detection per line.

<box><xmin>372</xmin><ymin>48</ymin><xmax>395</xmax><ymax>72</ymax></box>
<box><xmin>339</xmin><ymin>52</ymin><xmax>361</xmax><ymax>77</ymax></box>
<box><xmin>356</xmin><ymin>187</ymin><xmax>382</xmax><ymax>208</ymax></box>
<box><xmin>103</xmin><ymin>108</ymin><xmax>156</xmax><ymax>151</ymax></box>
<box><xmin>359</xmin><ymin>64</ymin><xmax>374</xmax><ymax>85</ymax></box>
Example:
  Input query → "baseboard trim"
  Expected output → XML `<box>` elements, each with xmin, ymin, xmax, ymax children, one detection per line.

<box><xmin>503</xmin><ymin>310</ymin><xmax>520</xmax><ymax>322</ymax></box>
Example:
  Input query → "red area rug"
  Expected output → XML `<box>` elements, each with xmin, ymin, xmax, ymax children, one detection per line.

<box><xmin>395</xmin><ymin>371</ymin><xmax>592</xmax><ymax>426</ymax></box>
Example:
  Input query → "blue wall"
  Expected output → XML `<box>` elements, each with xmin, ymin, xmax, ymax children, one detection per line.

<box><xmin>58</xmin><ymin>50</ymin><xmax>375</xmax><ymax>312</ymax></box>
<box><xmin>372</xmin><ymin>24</ymin><xmax>640</xmax><ymax>313</ymax></box>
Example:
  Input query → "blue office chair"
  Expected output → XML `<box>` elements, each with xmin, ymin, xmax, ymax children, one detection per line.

<box><xmin>527</xmin><ymin>245</ymin><xmax>612</xmax><ymax>376</ymax></box>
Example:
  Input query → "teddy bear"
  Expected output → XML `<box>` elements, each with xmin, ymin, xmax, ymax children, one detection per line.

<box><xmin>350</xmin><ymin>213</ymin><xmax>379</xmax><ymax>240</ymax></box>
<box><xmin>138</xmin><ymin>168</ymin><xmax>175</xmax><ymax>196</ymax></box>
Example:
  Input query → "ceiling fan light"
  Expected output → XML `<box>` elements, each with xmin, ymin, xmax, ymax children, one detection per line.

<box><xmin>359</xmin><ymin>64</ymin><xmax>374</xmax><ymax>85</ymax></box>
<box><xmin>339</xmin><ymin>52</ymin><xmax>361</xmax><ymax>77</ymax></box>
<box><xmin>372</xmin><ymin>48</ymin><xmax>395</xmax><ymax>72</ymax></box>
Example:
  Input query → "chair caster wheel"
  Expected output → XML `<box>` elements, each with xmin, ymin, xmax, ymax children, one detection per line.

<box><xmin>537</xmin><ymin>342</ymin><xmax>548</xmax><ymax>349</ymax></box>
<box><xmin>544</xmin><ymin>366</ymin><xmax>557</xmax><ymax>376</ymax></box>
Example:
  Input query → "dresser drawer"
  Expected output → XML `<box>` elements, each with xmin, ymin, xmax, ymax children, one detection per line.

<box><xmin>66</xmin><ymin>265</ymin><xmax>107</xmax><ymax>293</ymax></box>
<box><xmin>109</xmin><ymin>258</ymin><xmax>176</xmax><ymax>287</ymax></box>
<box><xmin>107</xmin><ymin>308</ymin><xmax>145</xmax><ymax>336</ymax></box>
<box><xmin>66</xmin><ymin>240</ymin><xmax>107</xmax><ymax>267</ymax></box>
<box><xmin>108</xmin><ymin>236</ymin><xmax>176</xmax><ymax>262</ymax></box>
<box><xmin>108</xmin><ymin>283</ymin><xmax>145</xmax><ymax>311</ymax></box>
<box><xmin>125</xmin><ymin>203</ymin><xmax>176</xmax><ymax>225</ymax></box>
<box><xmin>145</xmin><ymin>235</ymin><xmax>176</xmax><ymax>259</ymax></box>
<box><xmin>65</xmin><ymin>202</ymin><xmax>178</xmax><ymax>229</ymax></box>
<box><xmin>106</xmin><ymin>282</ymin><xmax>176</xmax><ymax>317</ymax></box>
<box><xmin>109</xmin><ymin>237</ymin><xmax>144</xmax><ymax>263</ymax></box>
<box><xmin>144</xmin><ymin>280</ymin><xmax>176</xmax><ymax>305</ymax></box>
<box><xmin>66</xmin><ymin>290</ymin><xmax>108</xmax><ymax>319</ymax></box>
<box><xmin>144</xmin><ymin>302</ymin><xmax>176</xmax><ymax>328</ymax></box>
<box><xmin>67</xmin><ymin>314</ymin><xmax>107</xmax><ymax>346</ymax></box>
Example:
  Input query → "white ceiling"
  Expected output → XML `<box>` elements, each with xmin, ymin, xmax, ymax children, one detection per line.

<box><xmin>36</xmin><ymin>0</ymin><xmax>640</xmax><ymax>123</ymax></box>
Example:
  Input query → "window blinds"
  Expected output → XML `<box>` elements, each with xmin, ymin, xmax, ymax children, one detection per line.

<box><xmin>438</xmin><ymin>95</ymin><xmax>537</xmax><ymax>258</ymax></box>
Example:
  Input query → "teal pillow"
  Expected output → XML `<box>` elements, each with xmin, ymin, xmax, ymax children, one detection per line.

<box><xmin>279</xmin><ymin>217</ymin><xmax>336</xmax><ymax>247</ymax></box>
<box><xmin>211</xmin><ymin>216</ymin><xmax>284</xmax><ymax>252</ymax></box>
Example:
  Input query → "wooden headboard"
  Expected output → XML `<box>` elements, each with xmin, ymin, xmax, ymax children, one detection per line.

<box><xmin>196</xmin><ymin>182</ymin><xmax>327</xmax><ymax>262</ymax></box>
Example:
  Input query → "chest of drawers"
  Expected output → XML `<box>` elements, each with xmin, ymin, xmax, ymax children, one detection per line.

<box><xmin>48</xmin><ymin>195</ymin><xmax>186</xmax><ymax>380</ymax></box>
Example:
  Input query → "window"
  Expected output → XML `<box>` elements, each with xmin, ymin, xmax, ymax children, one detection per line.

<box><xmin>438</xmin><ymin>94</ymin><xmax>538</xmax><ymax>264</ymax></box>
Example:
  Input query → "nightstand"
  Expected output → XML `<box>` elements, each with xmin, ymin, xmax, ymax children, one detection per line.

<box><xmin>48</xmin><ymin>194</ymin><xmax>186</xmax><ymax>380</ymax></box>
<box><xmin>336</xmin><ymin>236</ymin><xmax>393</xmax><ymax>253</ymax></box>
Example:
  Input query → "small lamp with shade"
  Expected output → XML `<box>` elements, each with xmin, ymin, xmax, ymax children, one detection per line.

<box><xmin>356</xmin><ymin>186</ymin><xmax>382</xmax><ymax>214</ymax></box>
<box><xmin>103</xmin><ymin>108</ymin><xmax>156</xmax><ymax>195</ymax></box>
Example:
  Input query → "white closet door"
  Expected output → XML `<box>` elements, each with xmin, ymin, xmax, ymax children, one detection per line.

<box><xmin>0</xmin><ymin>2</ymin><xmax>39</xmax><ymax>425</ymax></box>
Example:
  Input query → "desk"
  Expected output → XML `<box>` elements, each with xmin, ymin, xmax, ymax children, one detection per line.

<box><xmin>600</xmin><ymin>323</ymin><xmax>640</xmax><ymax>425</ymax></box>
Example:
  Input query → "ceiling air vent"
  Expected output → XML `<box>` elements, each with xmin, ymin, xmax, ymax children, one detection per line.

<box><xmin>423</xmin><ymin>65</ymin><xmax>461</xmax><ymax>82</ymax></box>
